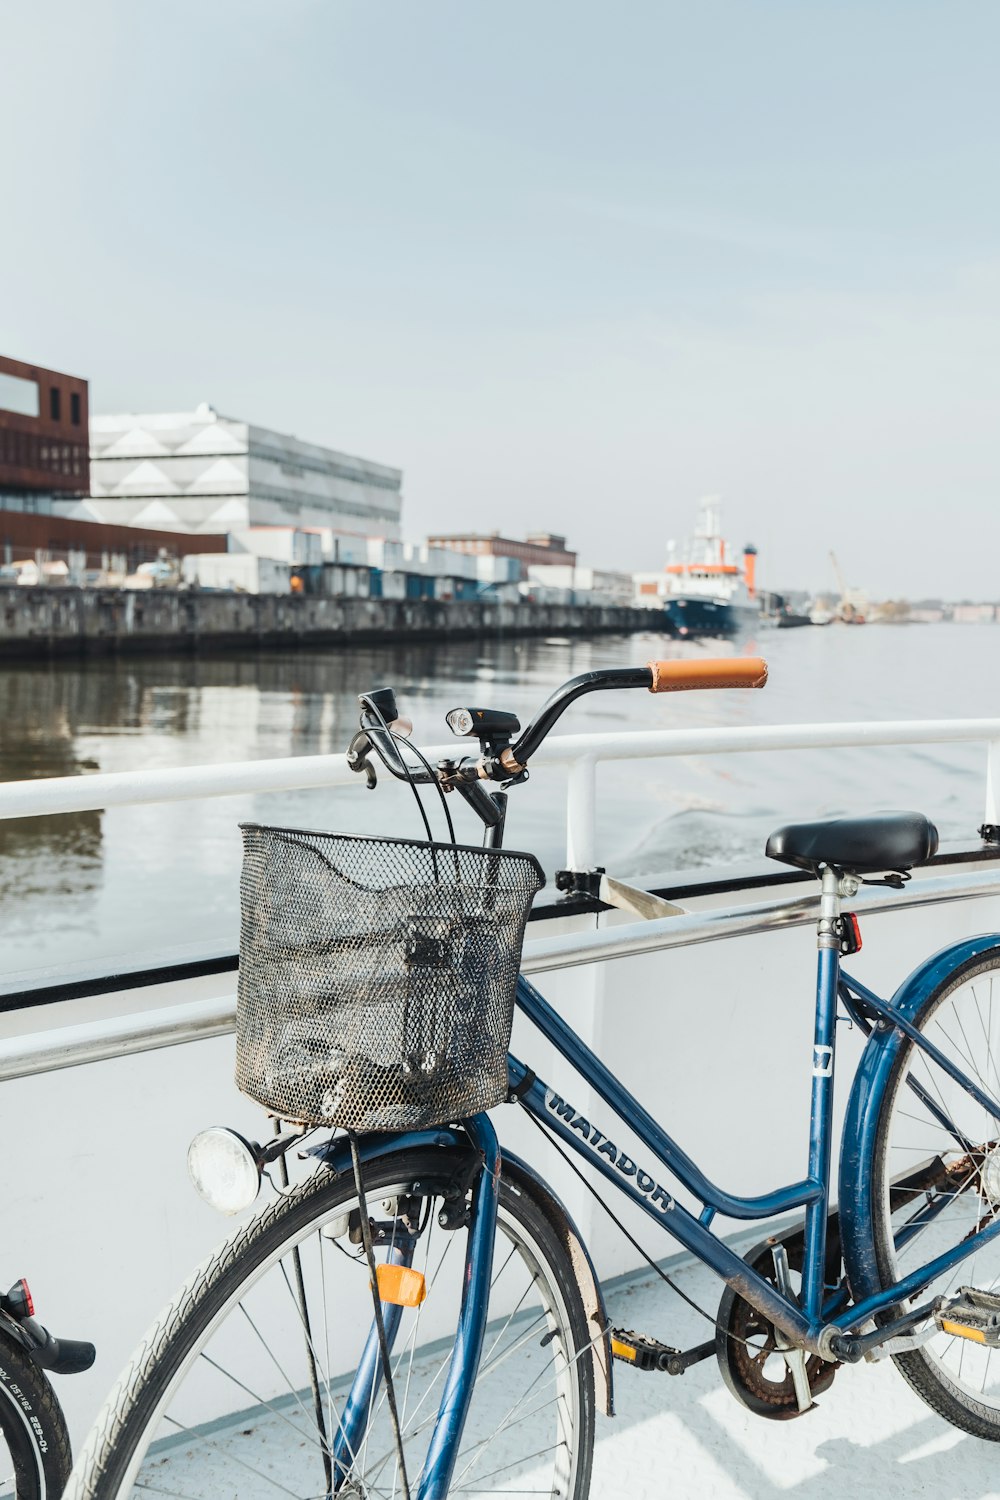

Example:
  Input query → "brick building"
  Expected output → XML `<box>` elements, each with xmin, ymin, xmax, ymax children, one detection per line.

<box><xmin>0</xmin><ymin>509</ymin><xmax>226</xmax><ymax>572</ymax></box>
<box><xmin>426</xmin><ymin>531</ymin><xmax>576</xmax><ymax>578</ymax></box>
<box><xmin>0</xmin><ymin>354</ymin><xmax>90</xmax><ymax>503</ymax></box>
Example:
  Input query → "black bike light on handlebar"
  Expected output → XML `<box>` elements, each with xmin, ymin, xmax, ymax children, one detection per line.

<box><xmin>446</xmin><ymin>707</ymin><xmax>521</xmax><ymax>743</ymax></box>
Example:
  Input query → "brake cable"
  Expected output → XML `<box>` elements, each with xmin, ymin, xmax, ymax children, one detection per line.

<box><xmin>359</xmin><ymin>696</ymin><xmax>458</xmax><ymax>847</ymax></box>
<box><xmin>519</xmin><ymin>1103</ymin><xmax>749</xmax><ymax>1344</ymax></box>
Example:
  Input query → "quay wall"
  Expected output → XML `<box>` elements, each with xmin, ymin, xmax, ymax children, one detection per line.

<box><xmin>0</xmin><ymin>586</ymin><xmax>656</xmax><ymax>658</ymax></box>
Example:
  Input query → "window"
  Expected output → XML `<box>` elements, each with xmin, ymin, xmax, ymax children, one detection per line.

<box><xmin>0</xmin><ymin>371</ymin><xmax>39</xmax><ymax>417</ymax></box>
<box><xmin>70</xmin><ymin>392</ymin><xmax>81</xmax><ymax>426</ymax></box>
<box><xmin>50</xmin><ymin>386</ymin><xmax>61</xmax><ymax>421</ymax></box>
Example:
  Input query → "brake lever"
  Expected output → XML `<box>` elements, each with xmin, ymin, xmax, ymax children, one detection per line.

<box><xmin>346</xmin><ymin>730</ymin><xmax>378</xmax><ymax>790</ymax></box>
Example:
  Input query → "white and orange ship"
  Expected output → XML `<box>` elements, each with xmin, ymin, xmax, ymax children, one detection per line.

<box><xmin>636</xmin><ymin>498</ymin><xmax>760</xmax><ymax>638</ymax></box>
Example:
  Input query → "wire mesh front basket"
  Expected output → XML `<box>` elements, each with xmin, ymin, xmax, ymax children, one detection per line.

<box><xmin>236</xmin><ymin>824</ymin><xmax>545</xmax><ymax>1130</ymax></box>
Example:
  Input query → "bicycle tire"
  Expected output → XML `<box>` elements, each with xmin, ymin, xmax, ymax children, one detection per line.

<box><xmin>871</xmin><ymin>947</ymin><xmax>1000</xmax><ymax>1438</ymax></box>
<box><xmin>0</xmin><ymin>1327</ymin><xmax>72</xmax><ymax>1499</ymax></box>
<box><xmin>67</xmin><ymin>1145</ymin><xmax>596</xmax><ymax>1499</ymax></box>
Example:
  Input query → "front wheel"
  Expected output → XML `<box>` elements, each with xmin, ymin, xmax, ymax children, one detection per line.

<box><xmin>0</xmin><ymin>1330</ymin><xmax>72</xmax><ymax>1499</ymax></box>
<box><xmin>67</xmin><ymin>1145</ymin><xmax>596</xmax><ymax>1499</ymax></box>
<box><xmin>871</xmin><ymin>948</ymin><xmax>1000</xmax><ymax>1439</ymax></box>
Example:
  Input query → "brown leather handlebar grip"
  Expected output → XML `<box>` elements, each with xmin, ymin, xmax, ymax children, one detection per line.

<box><xmin>647</xmin><ymin>657</ymin><xmax>768</xmax><ymax>692</ymax></box>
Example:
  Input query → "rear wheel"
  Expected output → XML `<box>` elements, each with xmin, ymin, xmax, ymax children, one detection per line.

<box><xmin>871</xmin><ymin>949</ymin><xmax>1000</xmax><ymax>1438</ymax></box>
<box><xmin>0</xmin><ymin>1330</ymin><xmax>72</xmax><ymax>1499</ymax></box>
<box><xmin>68</xmin><ymin>1146</ymin><xmax>596</xmax><ymax>1499</ymax></box>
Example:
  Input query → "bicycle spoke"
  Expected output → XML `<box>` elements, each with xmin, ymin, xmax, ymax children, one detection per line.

<box><xmin>158</xmin><ymin>1412</ymin><xmax>308</xmax><ymax>1499</ymax></box>
<box><xmin>355</xmin><ymin>1228</ymin><xmax>461</xmax><ymax>1488</ymax></box>
<box><xmin>891</xmin><ymin>1167</ymin><xmax>982</xmax><ymax>1264</ymax></box>
<box><xmin>365</xmin><ymin>1333</ymin><xmax>568</xmax><ymax>1492</ymax></box>
<box><xmin>233</xmin><ymin>1303</ymin><xmax>327</xmax><ymax>1440</ymax></box>
<box><xmin>367</xmin><ymin>1235</ymin><xmax>469</xmax><ymax>1453</ymax></box>
<box><xmin>394</xmin><ymin>1206</ymin><xmax>443</xmax><ymax>1458</ymax></box>
<box><xmin>364</xmin><ymin>1272</ymin><xmax>606</xmax><ymax>1491</ymax></box>
<box><xmin>318</xmin><ymin>1229</ymin><xmax>355</xmax><ymax>1472</ymax></box>
<box><xmin>939</xmin><ymin>1009</ymin><xmax>1000</xmax><ymax>1118</ymax></box>
<box><xmin>971</xmin><ymin>982</ymin><xmax>1000</xmax><ymax>1100</ymax></box>
<box><xmin>479</xmin><ymin>1264</ymin><xmax>539</xmax><ymax>1369</ymax></box>
<box><xmin>914</xmin><ymin>1046</ymin><xmax>967</xmax><ymax>1141</ymax></box>
<box><xmin>134</xmin><ymin>1483</ymin><xmax>238</xmax><ymax>1499</ymax></box>
<box><xmin>194</xmin><ymin>1350</ymin><xmax>324</xmax><ymax>1450</ymax></box>
<box><xmin>452</xmin><ymin>1392</ymin><xmax>567</xmax><ymax>1488</ymax></box>
<box><xmin>453</xmin><ymin>1439</ymin><xmax>565</xmax><ymax>1491</ymax></box>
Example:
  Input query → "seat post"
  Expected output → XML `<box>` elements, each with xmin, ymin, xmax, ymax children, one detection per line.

<box><xmin>817</xmin><ymin>863</ymin><xmax>842</xmax><ymax>951</ymax></box>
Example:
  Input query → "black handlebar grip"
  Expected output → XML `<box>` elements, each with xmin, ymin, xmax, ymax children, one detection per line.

<box><xmin>48</xmin><ymin>1336</ymin><xmax>97</xmax><ymax>1375</ymax></box>
<box><xmin>27</xmin><ymin>1327</ymin><xmax>96</xmax><ymax>1375</ymax></box>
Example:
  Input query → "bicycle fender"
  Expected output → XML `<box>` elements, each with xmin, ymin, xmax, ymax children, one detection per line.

<box><xmin>502</xmin><ymin>1149</ymin><xmax>615</xmax><ymax>1418</ymax></box>
<box><xmin>838</xmin><ymin>934</ymin><xmax>1000</xmax><ymax>1303</ymax></box>
<box><xmin>0</xmin><ymin>1309</ymin><xmax>32</xmax><ymax>1358</ymax></box>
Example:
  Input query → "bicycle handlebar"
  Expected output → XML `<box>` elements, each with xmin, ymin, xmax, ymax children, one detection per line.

<box><xmin>350</xmin><ymin>657</ymin><xmax>768</xmax><ymax>791</ymax></box>
<box><xmin>508</xmin><ymin>657</ymin><xmax>767</xmax><ymax>766</ymax></box>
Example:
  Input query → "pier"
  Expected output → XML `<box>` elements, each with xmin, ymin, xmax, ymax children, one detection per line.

<box><xmin>0</xmin><ymin>585</ymin><xmax>653</xmax><ymax>658</ymax></box>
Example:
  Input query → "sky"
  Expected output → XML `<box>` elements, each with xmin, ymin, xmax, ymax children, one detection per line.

<box><xmin>3</xmin><ymin>0</ymin><xmax>1000</xmax><ymax>600</ymax></box>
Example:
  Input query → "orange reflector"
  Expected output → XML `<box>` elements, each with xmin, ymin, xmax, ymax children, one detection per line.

<box><xmin>611</xmin><ymin>1337</ymin><xmax>637</xmax><ymax>1363</ymax></box>
<box><xmin>940</xmin><ymin>1318</ymin><xmax>987</xmax><ymax>1344</ymax></box>
<box><xmin>375</xmin><ymin>1263</ymin><xmax>427</xmax><ymax>1308</ymax></box>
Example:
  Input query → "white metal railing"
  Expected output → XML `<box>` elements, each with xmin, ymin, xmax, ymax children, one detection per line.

<box><xmin>4</xmin><ymin>864</ymin><xmax>1000</xmax><ymax>1084</ymax></box>
<box><xmin>2</xmin><ymin>718</ymin><xmax>1000</xmax><ymax>871</ymax></box>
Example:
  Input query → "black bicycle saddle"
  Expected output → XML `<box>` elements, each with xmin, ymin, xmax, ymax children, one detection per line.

<box><xmin>765</xmin><ymin>811</ymin><xmax>939</xmax><ymax>875</ymax></box>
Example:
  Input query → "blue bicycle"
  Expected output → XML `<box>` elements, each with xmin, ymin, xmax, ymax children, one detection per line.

<box><xmin>69</xmin><ymin>658</ymin><xmax>1000</xmax><ymax>1500</ymax></box>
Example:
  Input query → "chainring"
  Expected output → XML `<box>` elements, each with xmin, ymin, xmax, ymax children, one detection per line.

<box><xmin>715</xmin><ymin>1235</ymin><xmax>838</xmax><ymax>1419</ymax></box>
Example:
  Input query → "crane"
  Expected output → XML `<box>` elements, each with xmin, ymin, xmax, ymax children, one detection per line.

<box><xmin>829</xmin><ymin>550</ymin><xmax>864</xmax><ymax>623</ymax></box>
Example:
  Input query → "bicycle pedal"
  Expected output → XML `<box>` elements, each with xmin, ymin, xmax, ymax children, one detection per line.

<box><xmin>936</xmin><ymin>1287</ymin><xmax>1000</xmax><ymax>1347</ymax></box>
<box><xmin>610</xmin><ymin>1329</ymin><xmax>681</xmax><ymax>1373</ymax></box>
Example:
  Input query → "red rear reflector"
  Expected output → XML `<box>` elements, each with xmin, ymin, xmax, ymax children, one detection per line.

<box><xmin>848</xmin><ymin>914</ymin><xmax>862</xmax><ymax>951</ymax></box>
<box><xmin>18</xmin><ymin>1280</ymin><xmax>34</xmax><ymax>1317</ymax></box>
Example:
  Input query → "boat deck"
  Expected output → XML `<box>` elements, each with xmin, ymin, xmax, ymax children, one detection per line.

<box><xmin>596</xmin><ymin>1254</ymin><xmax>995</xmax><ymax>1500</ymax></box>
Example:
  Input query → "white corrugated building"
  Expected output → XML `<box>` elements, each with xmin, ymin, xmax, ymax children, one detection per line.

<box><xmin>62</xmin><ymin>404</ymin><xmax>403</xmax><ymax>548</ymax></box>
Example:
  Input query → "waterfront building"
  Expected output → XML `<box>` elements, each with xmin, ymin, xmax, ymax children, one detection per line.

<box><xmin>0</xmin><ymin>355</ymin><xmax>229</xmax><ymax>580</ymax></box>
<box><xmin>527</xmin><ymin>563</ymin><xmax>634</xmax><ymax>605</ymax></box>
<box><xmin>426</xmin><ymin>531</ymin><xmax>577</xmax><ymax>579</ymax></box>
<box><xmin>0</xmin><ymin>354</ymin><xmax>89</xmax><ymax>509</ymax></box>
<box><xmin>952</xmin><ymin>603</ymin><xmax>997</xmax><ymax>623</ymax></box>
<box><xmin>71</xmin><ymin>404</ymin><xmax>403</xmax><ymax>547</ymax></box>
<box><xmin>0</xmin><ymin>507</ymin><xmax>226</xmax><ymax>578</ymax></box>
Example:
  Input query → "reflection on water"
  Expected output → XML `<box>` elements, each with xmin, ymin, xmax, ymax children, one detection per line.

<box><xmin>0</xmin><ymin>624</ymin><xmax>994</xmax><ymax>983</ymax></box>
<box><xmin>0</xmin><ymin>668</ymin><xmax>103</xmax><ymax>930</ymax></box>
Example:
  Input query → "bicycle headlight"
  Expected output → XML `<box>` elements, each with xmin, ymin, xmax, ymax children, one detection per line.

<box><xmin>446</xmin><ymin>707</ymin><xmax>475</xmax><ymax>737</ymax></box>
<box><xmin>187</xmin><ymin>1127</ymin><xmax>262</xmax><ymax>1215</ymax></box>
